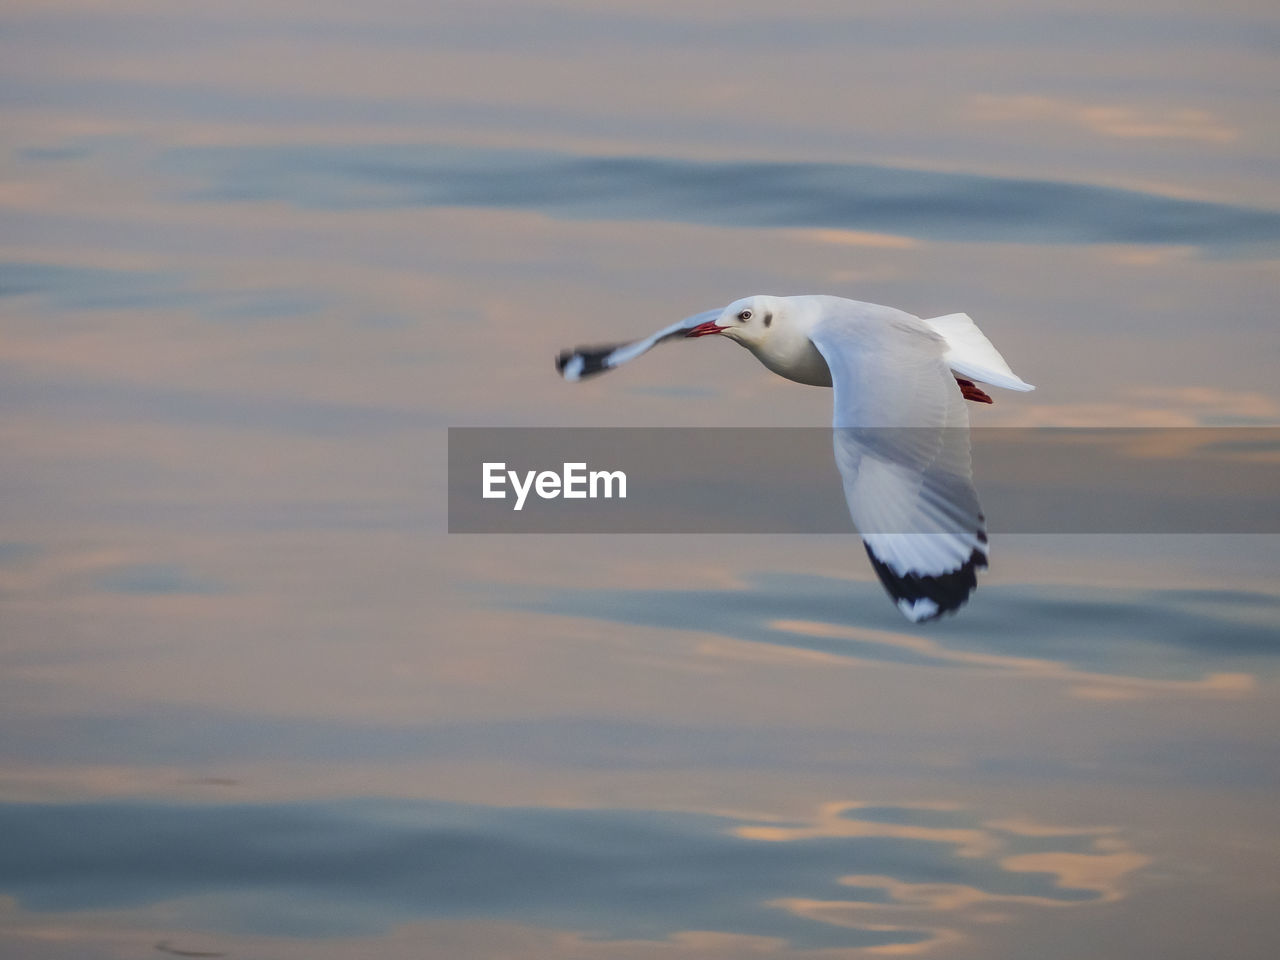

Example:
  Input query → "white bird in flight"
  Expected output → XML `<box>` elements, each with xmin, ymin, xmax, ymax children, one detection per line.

<box><xmin>556</xmin><ymin>295</ymin><xmax>1034</xmax><ymax>621</ymax></box>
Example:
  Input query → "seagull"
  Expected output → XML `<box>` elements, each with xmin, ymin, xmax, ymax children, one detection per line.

<box><xmin>555</xmin><ymin>295</ymin><xmax>1034</xmax><ymax>621</ymax></box>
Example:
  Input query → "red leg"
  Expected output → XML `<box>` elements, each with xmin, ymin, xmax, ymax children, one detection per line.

<box><xmin>955</xmin><ymin>377</ymin><xmax>993</xmax><ymax>404</ymax></box>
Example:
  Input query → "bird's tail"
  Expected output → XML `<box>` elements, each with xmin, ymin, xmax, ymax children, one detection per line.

<box><xmin>924</xmin><ymin>313</ymin><xmax>1035</xmax><ymax>392</ymax></box>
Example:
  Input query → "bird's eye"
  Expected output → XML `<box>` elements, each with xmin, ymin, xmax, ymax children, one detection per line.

<box><xmin>737</xmin><ymin>310</ymin><xmax>752</xmax><ymax>321</ymax></box>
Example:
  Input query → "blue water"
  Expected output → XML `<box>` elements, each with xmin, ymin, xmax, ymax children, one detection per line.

<box><xmin>2</xmin><ymin>2</ymin><xmax>1279</xmax><ymax>958</ymax></box>
<box><xmin>0</xmin><ymin>798</ymin><xmax>1107</xmax><ymax>948</ymax></box>
<box><xmin>158</xmin><ymin>142</ymin><xmax>1280</xmax><ymax>250</ymax></box>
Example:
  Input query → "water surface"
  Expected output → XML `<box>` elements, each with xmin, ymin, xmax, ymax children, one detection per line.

<box><xmin>2</xmin><ymin>2</ymin><xmax>1278</xmax><ymax>958</ymax></box>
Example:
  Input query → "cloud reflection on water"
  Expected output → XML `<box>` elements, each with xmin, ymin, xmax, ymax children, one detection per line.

<box><xmin>0</xmin><ymin>797</ymin><xmax>1145</xmax><ymax>952</ymax></box>
<box><xmin>159</xmin><ymin>143</ymin><xmax>1280</xmax><ymax>254</ymax></box>
<box><xmin>518</xmin><ymin>574</ymin><xmax>1279</xmax><ymax>690</ymax></box>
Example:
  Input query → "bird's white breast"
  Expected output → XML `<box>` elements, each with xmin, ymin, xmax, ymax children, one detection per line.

<box><xmin>741</xmin><ymin>296</ymin><xmax>834</xmax><ymax>387</ymax></box>
<box><xmin>751</xmin><ymin>337</ymin><xmax>833</xmax><ymax>386</ymax></box>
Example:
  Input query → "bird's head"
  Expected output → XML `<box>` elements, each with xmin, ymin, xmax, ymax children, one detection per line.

<box><xmin>685</xmin><ymin>295</ymin><xmax>782</xmax><ymax>349</ymax></box>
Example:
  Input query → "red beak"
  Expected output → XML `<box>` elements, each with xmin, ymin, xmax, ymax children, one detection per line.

<box><xmin>686</xmin><ymin>321</ymin><xmax>726</xmax><ymax>338</ymax></box>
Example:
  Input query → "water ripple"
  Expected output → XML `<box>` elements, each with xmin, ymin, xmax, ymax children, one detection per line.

<box><xmin>161</xmin><ymin>144</ymin><xmax>1280</xmax><ymax>254</ymax></box>
<box><xmin>0</xmin><ymin>798</ymin><xmax>1142</xmax><ymax>949</ymax></box>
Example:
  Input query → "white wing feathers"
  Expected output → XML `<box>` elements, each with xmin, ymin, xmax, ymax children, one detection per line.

<box><xmin>924</xmin><ymin>312</ymin><xmax>1035</xmax><ymax>392</ymax></box>
<box><xmin>808</xmin><ymin>311</ymin><xmax>989</xmax><ymax>622</ymax></box>
<box><xmin>556</xmin><ymin>310</ymin><xmax>720</xmax><ymax>381</ymax></box>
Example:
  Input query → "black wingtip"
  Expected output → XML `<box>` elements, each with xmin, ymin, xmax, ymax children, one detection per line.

<box><xmin>556</xmin><ymin>343</ymin><xmax>624</xmax><ymax>380</ymax></box>
<box><xmin>865</xmin><ymin>545</ymin><xmax>989</xmax><ymax>622</ymax></box>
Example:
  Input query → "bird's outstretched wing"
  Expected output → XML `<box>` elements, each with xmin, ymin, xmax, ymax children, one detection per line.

<box><xmin>808</xmin><ymin>310</ymin><xmax>988</xmax><ymax>622</ymax></box>
<box><xmin>556</xmin><ymin>310</ymin><xmax>720</xmax><ymax>381</ymax></box>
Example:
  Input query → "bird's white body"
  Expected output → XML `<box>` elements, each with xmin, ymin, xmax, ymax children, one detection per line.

<box><xmin>714</xmin><ymin>295</ymin><xmax>1033</xmax><ymax>398</ymax></box>
<box><xmin>556</xmin><ymin>294</ymin><xmax>1034</xmax><ymax>621</ymax></box>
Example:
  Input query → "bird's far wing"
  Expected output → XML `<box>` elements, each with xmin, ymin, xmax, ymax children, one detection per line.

<box><xmin>923</xmin><ymin>312</ymin><xmax>1035</xmax><ymax>392</ymax></box>
<box><xmin>808</xmin><ymin>312</ymin><xmax>989</xmax><ymax>622</ymax></box>
<box><xmin>556</xmin><ymin>309</ymin><xmax>721</xmax><ymax>381</ymax></box>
